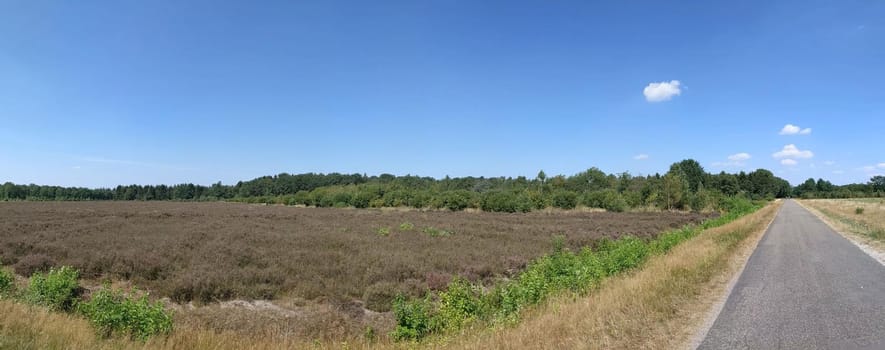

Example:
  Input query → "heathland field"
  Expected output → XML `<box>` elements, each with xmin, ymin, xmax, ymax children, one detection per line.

<box><xmin>0</xmin><ymin>201</ymin><xmax>714</xmax><ymax>341</ymax></box>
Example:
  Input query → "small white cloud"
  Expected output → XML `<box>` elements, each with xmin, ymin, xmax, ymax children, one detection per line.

<box><xmin>633</xmin><ymin>154</ymin><xmax>649</xmax><ymax>160</ymax></box>
<box><xmin>779</xmin><ymin>124</ymin><xmax>812</xmax><ymax>135</ymax></box>
<box><xmin>72</xmin><ymin>166</ymin><xmax>82</xmax><ymax>170</ymax></box>
<box><xmin>643</xmin><ymin>80</ymin><xmax>682</xmax><ymax>102</ymax></box>
<box><xmin>833</xmin><ymin>170</ymin><xmax>845</xmax><ymax>174</ymax></box>
<box><xmin>772</xmin><ymin>144</ymin><xmax>814</xmax><ymax>159</ymax></box>
<box><xmin>878</xmin><ymin>163</ymin><xmax>885</xmax><ymax>169</ymax></box>
<box><xmin>781</xmin><ymin>159</ymin><xmax>798</xmax><ymax>166</ymax></box>
<box><xmin>861</xmin><ymin>166</ymin><xmax>877</xmax><ymax>172</ymax></box>
<box><xmin>823</xmin><ymin>161</ymin><xmax>835</xmax><ymax>166</ymax></box>
<box><xmin>727</xmin><ymin>153</ymin><xmax>751</xmax><ymax>162</ymax></box>
<box><xmin>713</xmin><ymin>152</ymin><xmax>751</xmax><ymax>167</ymax></box>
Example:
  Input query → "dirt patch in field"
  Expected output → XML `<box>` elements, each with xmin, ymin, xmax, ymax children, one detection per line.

<box><xmin>0</xmin><ymin>201</ymin><xmax>713</xmax><ymax>339</ymax></box>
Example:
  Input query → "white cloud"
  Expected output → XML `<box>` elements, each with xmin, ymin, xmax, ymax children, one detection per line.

<box><xmin>727</xmin><ymin>153</ymin><xmax>751</xmax><ymax>162</ymax></box>
<box><xmin>713</xmin><ymin>152</ymin><xmax>751</xmax><ymax>167</ymax></box>
<box><xmin>772</xmin><ymin>144</ymin><xmax>814</xmax><ymax>159</ymax></box>
<box><xmin>643</xmin><ymin>80</ymin><xmax>682</xmax><ymax>102</ymax></box>
<box><xmin>823</xmin><ymin>161</ymin><xmax>835</xmax><ymax>166</ymax></box>
<box><xmin>633</xmin><ymin>154</ymin><xmax>649</xmax><ymax>160</ymax></box>
<box><xmin>833</xmin><ymin>170</ymin><xmax>845</xmax><ymax>174</ymax></box>
<box><xmin>779</xmin><ymin>124</ymin><xmax>812</xmax><ymax>135</ymax></box>
<box><xmin>878</xmin><ymin>163</ymin><xmax>885</xmax><ymax>169</ymax></box>
<box><xmin>781</xmin><ymin>159</ymin><xmax>798</xmax><ymax>166</ymax></box>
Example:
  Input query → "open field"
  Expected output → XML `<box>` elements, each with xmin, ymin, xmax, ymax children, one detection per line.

<box><xmin>0</xmin><ymin>202</ymin><xmax>775</xmax><ymax>350</ymax></box>
<box><xmin>0</xmin><ymin>201</ymin><xmax>713</xmax><ymax>341</ymax></box>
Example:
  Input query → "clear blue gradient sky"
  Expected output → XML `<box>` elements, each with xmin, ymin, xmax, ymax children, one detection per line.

<box><xmin>1</xmin><ymin>1</ymin><xmax>883</xmax><ymax>187</ymax></box>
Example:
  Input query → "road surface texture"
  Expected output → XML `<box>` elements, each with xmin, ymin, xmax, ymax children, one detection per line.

<box><xmin>699</xmin><ymin>200</ymin><xmax>885</xmax><ymax>350</ymax></box>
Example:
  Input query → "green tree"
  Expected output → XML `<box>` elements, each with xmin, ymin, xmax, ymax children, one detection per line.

<box><xmin>661</xmin><ymin>172</ymin><xmax>686</xmax><ymax>210</ymax></box>
<box><xmin>669</xmin><ymin>159</ymin><xmax>706</xmax><ymax>193</ymax></box>
<box><xmin>871</xmin><ymin>176</ymin><xmax>885</xmax><ymax>192</ymax></box>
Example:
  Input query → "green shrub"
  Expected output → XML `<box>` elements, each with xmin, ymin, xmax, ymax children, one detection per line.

<box><xmin>399</xmin><ymin>222</ymin><xmax>415</xmax><ymax>231</ymax></box>
<box><xmin>480</xmin><ymin>191</ymin><xmax>531</xmax><ymax>213</ymax></box>
<box><xmin>351</xmin><ymin>191</ymin><xmax>376</xmax><ymax>209</ymax></box>
<box><xmin>551</xmin><ymin>190</ymin><xmax>578</xmax><ymax>209</ymax></box>
<box><xmin>435</xmin><ymin>190</ymin><xmax>476</xmax><ymax>211</ymax></box>
<box><xmin>293</xmin><ymin>190</ymin><xmax>312</xmax><ymax>205</ymax></box>
<box><xmin>582</xmin><ymin>190</ymin><xmax>626</xmax><ymax>212</ymax></box>
<box><xmin>391</xmin><ymin>295</ymin><xmax>434</xmax><ymax>341</ymax></box>
<box><xmin>598</xmin><ymin>237</ymin><xmax>649</xmax><ymax>275</ymax></box>
<box><xmin>433</xmin><ymin>278</ymin><xmax>482</xmax><ymax>331</ymax></box>
<box><xmin>376</xmin><ymin>227</ymin><xmax>391</xmax><ymax>236</ymax></box>
<box><xmin>856</xmin><ymin>207</ymin><xmax>865</xmax><ymax>215</ymax></box>
<box><xmin>0</xmin><ymin>268</ymin><xmax>13</xmax><ymax>296</ymax></box>
<box><xmin>78</xmin><ymin>285</ymin><xmax>173</xmax><ymax>340</ymax></box>
<box><xmin>26</xmin><ymin>266</ymin><xmax>81</xmax><ymax>312</ymax></box>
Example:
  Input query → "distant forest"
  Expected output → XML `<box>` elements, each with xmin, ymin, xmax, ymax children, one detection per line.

<box><xmin>2</xmin><ymin>159</ymin><xmax>884</xmax><ymax>212</ymax></box>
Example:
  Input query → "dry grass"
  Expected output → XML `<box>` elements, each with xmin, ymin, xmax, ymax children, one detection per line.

<box><xmin>798</xmin><ymin>198</ymin><xmax>885</xmax><ymax>252</ymax></box>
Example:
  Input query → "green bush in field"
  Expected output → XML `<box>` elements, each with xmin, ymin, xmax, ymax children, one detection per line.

<box><xmin>78</xmin><ymin>285</ymin><xmax>173</xmax><ymax>340</ymax></box>
<box><xmin>376</xmin><ymin>227</ymin><xmax>391</xmax><ymax>236</ymax></box>
<box><xmin>856</xmin><ymin>207</ymin><xmax>864</xmax><ymax>215</ymax></box>
<box><xmin>26</xmin><ymin>266</ymin><xmax>81</xmax><ymax>312</ymax></box>
<box><xmin>399</xmin><ymin>222</ymin><xmax>415</xmax><ymax>231</ymax></box>
<box><xmin>582</xmin><ymin>190</ymin><xmax>627</xmax><ymax>212</ymax></box>
<box><xmin>293</xmin><ymin>190</ymin><xmax>312</xmax><ymax>205</ymax></box>
<box><xmin>433</xmin><ymin>278</ymin><xmax>482</xmax><ymax>331</ymax></box>
<box><xmin>0</xmin><ymin>267</ymin><xmax>13</xmax><ymax>296</ymax></box>
<box><xmin>435</xmin><ymin>190</ymin><xmax>475</xmax><ymax>211</ymax></box>
<box><xmin>480</xmin><ymin>191</ymin><xmax>532</xmax><ymax>213</ymax></box>
<box><xmin>550</xmin><ymin>190</ymin><xmax>578</xmax><ymax>209</ymax></box>
<box><xmin>390</xmin><ymin>294</ymin><xmax>434</xmax><ymax>341</ymax></box>
<box><xmin>351</xmin><ymin>191</ymin><xmax>376</xmax><ymax>209</ymax></box>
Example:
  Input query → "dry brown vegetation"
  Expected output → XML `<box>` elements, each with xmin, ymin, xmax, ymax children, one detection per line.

<box><xmin>0</xmin><ymin>201</ymin><xmax>712</xmax><ymax>342</ymax></box>
<box><xmin>0</xmin><ymin>202</ymin><xmax>778</xmax><ymax>350</ymax></box>
<box><xmin>798</xmin><ymin>198</ymin><xmax>885</xmax><ymax>250</ymax></box>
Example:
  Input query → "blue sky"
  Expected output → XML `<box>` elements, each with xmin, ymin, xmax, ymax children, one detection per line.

<box><xmin>1</xmin><ymin>0</ymin><xmax>883</xmax><ymax>187</ymax></box>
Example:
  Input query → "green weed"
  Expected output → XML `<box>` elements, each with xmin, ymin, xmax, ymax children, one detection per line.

<box><xmin>78</xmin><ymin>284</ymin><xmax>173</xmax><ymax>340</ymax></box>
<box><xmin>422</xmin><ymin>227</ymin><xmax>453</xmax><ymax>237</ymax></box>
<box><xmin>26</xmin><ymin>266</ymin><xmax>81</xmax><ymax>312</ymax></box>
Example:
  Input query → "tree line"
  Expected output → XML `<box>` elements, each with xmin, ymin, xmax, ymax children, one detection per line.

<box><xmin>2</xmin><ymin>160</ymin><xmax>883</xmax><ymax>212</ymax></box>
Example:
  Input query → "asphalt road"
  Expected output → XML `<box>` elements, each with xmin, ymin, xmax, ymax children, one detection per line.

<box><xmin>698</xmin><ymin>200</ymin><xmax>885</xmax><ymax>350</ymax></box>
